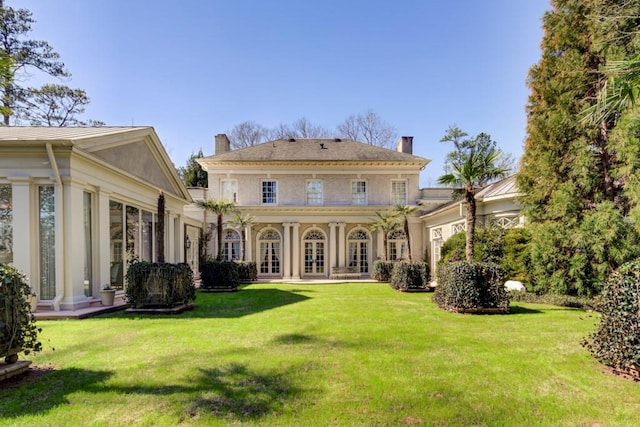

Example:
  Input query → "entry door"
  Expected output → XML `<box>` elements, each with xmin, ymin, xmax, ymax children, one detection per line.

<box><xmin>304</xmin><ymin>241</ymin><xmax>325</xmax><ymax>275</ymax></box>
<box><xmin>348</xmin><ymin>241</ymin><xmax>369</xmax><ymax>273</ymax></box>
<box><xmin>260</xmin><ymin>242</ymin><xmax>280</xmax><ymax>274</ymax></box>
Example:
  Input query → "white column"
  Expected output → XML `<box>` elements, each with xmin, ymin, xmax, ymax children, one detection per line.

<box><xmin>10</xmin><ymin>178</ymin><xmax>32</xmax><ymax>278</ymax></box>
<box><xmin>62</xmin><ymin>181</ymin><xmax>87</xmax><ymax>308</ymax></box>
<box><xmin>245</xmin><ymin>225</ymin><xmax>253</xmax><ymax>262</ymax></box>
<box><xmin>329</xmin><ymin>222</ymin><xmax>337</xmax><ymax>273</ymax></box>
<box><xmin>97</xmin><ymin>189</ymin><xmax>111</xmax><ymax>296</ymax></box>
<box><xmin>377</xmin><ymin>229</ymin><xmax>384</xmax><ymax>260</ymax></box>
<box><xmin>338</xmin><ymin>222</ymin><xmax>346</xmax><ymax>268</ymax></box>
<box><xmin>292</xmin><ymin>222</ymin><xmax>300</xmax><ymax>279</ymax></box>
<box><xmin>282</xmin><ymin>222</ymin><xmax>291</xmax><ymax>279</ymax></box>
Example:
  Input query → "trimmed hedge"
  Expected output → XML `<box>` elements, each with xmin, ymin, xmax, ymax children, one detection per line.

<box><xmin>434</xmin><ymin>261</ymin><xmax>509</xmax><ymax>313</ymax></box>
<box><xmin>125</xmin><ymin>262</ymin><xmax>195</xmax><ymax>308</ymax></box>
<box><xmin>1</xmin><ymin>264</ymin><xmax>41</xmax><ymax>363</ymax></box>
<box><xmin>372</xmin><ymin>260</ymin><xmax>395</xmax><ymax>282</ymax></box>
<box><xmin>201</xmin><ymin>260</ymin><xmax>240</xmax><ymax>291</ymax></box>
<box><xmin>237</xmin><ymin>261</ymin><xmax>258</xmax><ymax>283</ymax></box>
<box><xmin>583</xmin><ymin>259</ymin><xmax>640</xmax><ymax>379</ymax></box>
<box><xmin>389</xmin><ymin>262</ymin><xmax>430</xmax><ymax>292</ymax></box>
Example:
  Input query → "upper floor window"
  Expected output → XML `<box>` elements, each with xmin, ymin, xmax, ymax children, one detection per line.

<box><xmin>391</xmin><ymin>180</ymin><xmax>407</xmax><ymax>205</ymax></box>
<box><xmin>261</xmin><ymin>180</ymin><xmax>277</xmax><ymax>205</ymax></box>
<box><xmin>351</xmin><ymin>180</ymin><xmax>367</xmax><ymax>205</ymax></box>
<box><xmin>221</xmin><ymin>179</ymin><xmax>237</xmax><ymax>203</ymax></box>
<box><xmin>306</xmin><ymin>180</ymin><xmax>323</xmax><ymax>205</ymax></box>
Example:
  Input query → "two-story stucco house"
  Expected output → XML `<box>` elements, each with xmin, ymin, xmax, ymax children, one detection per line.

<box><xmin>197</xmin><ymin>134</ymin><xmax>430</xmax><ymax>280</ymax></box>
<box><xmin>0</xmin><ymin>127</ymin><xmax>198</xmax><ymax>314</ymax></box>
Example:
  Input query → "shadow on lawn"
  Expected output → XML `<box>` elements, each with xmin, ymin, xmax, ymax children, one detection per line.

<box><xmin>0</xmin><ymin>363</ymin><xmax>307</xmax><ymax>422</ymax></box>
<box><xmin>0</xmin><ymin>367</ymin><xmax>114</xmax><ymax>419</ymax></box>
<box><xmin>509</xmin><ymin>305</ymin><xmax>543</xmax><ymax>314</ymax></box>
<box><xmin>114</xmin><ymin>288</ymin><xmax>311</xmax><ymax>320</ymax></box>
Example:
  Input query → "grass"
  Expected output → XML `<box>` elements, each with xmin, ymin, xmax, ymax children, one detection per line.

<box><xmin>1</xmin><ymin>282</ymin><xmax>638</xmax><ymax>426</ymax></box>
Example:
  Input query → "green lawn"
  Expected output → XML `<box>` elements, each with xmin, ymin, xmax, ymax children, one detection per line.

<box><xmin>1</xmin><ymin>283</ymin><xmax>637</xmax><ymax>426</ymax></box>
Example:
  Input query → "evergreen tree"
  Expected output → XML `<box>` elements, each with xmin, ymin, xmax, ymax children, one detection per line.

<box><xmin>517</xmin><ymin>0</ymin><xmax>640</xmax><ymax>296</ymax></box>
<box><xmin>177</xmin><ymin>149</ymin><xmax>208</xmax><ymax>187</ymax></box>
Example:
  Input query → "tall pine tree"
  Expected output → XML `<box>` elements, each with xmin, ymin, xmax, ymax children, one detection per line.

<box><xmin>518</xmin><ymin>0</ymin><xmax>640</xmax><ymax>296</ymax></box>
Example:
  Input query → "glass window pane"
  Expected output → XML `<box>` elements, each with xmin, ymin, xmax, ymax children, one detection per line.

<box><xmin>391</xmin><ymin>181</ymin><xmax>407</xmax><ymax>205</ymax></box>
<box><xmin>306</xmin><ymin>180</ymin><xmax>323</xmax><ymax>205</ymax></box>
<box><xmin>39</xmin><ymin>186</ymin><xmax>56</xmax><ymax>299</ymax></box>
<box><xmin>0</xmin><ymin>185</ymin><xmax>12</xmax><ymax>264</ymax></box>
<box><xmin>221</xmin><ymin>180</ymin><xmax>238</xmax><ymax>202</ymax></box>
<box><xmin>126</xmin><ymin>206</ymin><xmax>140</xmax><ymax>259</ymax></box>
<box><xmin>262</xmin><ymin>181</ymin><xmax>277</xmax><ymax>204</ymax></box>
<box><xmin>109</xmin><ymin>201</ymin><xmax>124</xmax><ymax>290</ymax></box>
<box><xmin>141</xmin><ymin>210</ymin><xmax>153</xmax><ymax>261</ymax></box>
<box><xmin>352</xmin><ymin>181</ymin><xmax>367</xmax><ymax>205</ymax></box>
<box><xmin>83</xmin><ymin>192</ymin><xmax>93</xmax><ymax>297</ymax></box>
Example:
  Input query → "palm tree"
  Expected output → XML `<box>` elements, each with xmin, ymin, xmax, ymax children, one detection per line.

<box><xmin>584</xmin><ymin>56</ymin><xmax>640</xmax><ymax>125</ymax></box>
<box><xmin>195</xmin><ymin>199</ymin><xmax>236</xmax><ymax>261</ymax></box>
<box><xmin>438</xmin><ymin>150</ymin><xmax>509</xmax><ymax>262</ymax></box>
<box><xmin>228</xmin><ymin>212</ymin><xmax>255</xmax><ymax>261</ymax></box>
<box><xmin>369</xmin><ymin>211</ymin><xmax>400</xmax><ymax>261</ymax></box>
<box><xmin>393</xmin><ymin>204</ymin><xmax>419</xmax><ymax>262</ymax></box>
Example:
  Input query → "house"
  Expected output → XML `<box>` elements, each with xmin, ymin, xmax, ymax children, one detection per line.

<box><xmin>420</xmin><ymin>175</ymin><xmax>523</xmax><ymax>271</ymax></box>
<box><xmin>0</xmin><ymin>127</ymin><xmax>198</xmax><ymax>313</ymax></box>
<box><xmin>196</xmin><ymin>135</ymin><xmax>430</xmax><ymax>279</ymax></box>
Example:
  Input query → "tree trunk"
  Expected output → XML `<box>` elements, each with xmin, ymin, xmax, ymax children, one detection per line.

<box><xmin>156</xmin><ymin>193</ymin><xmax>165</xmax><ymax>263</ymax></box>
<box><xmin>383</xmin><ymin>233</ymin><xmax>388</xmax><ymax>261</ymax></box>
<box><xmin>241</xmin><ymin>228</ymin><xmax>246</xmax><ymax>261</ymax></box>
<box><xmin>465</xmin><ymin>189</ymin><xmax>476</xmax><ymax>263</ymax></box>
<box><xmin>404</xmin><ymin>219</ymin><xmax>412</xmax><ymax>262</ymax></box>
<box><xmin>216</xmin><ymin>214</ymin><xmax>223</xmax><ymax>261</ymax></box>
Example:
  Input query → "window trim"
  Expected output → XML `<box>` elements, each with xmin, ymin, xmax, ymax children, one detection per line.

<box><xmin>261</xmin><ymin>179</ymin><xmax>278</xmax><ymax>205</ymax></box>
<box><xmin>351</xmin><ymin>179</ymin><xmax>368</xmax><ymax>205</ymax></box>
<box><xmin>391</xmin><ymin>179</ymin><xmax>408</xmax><ymax>205</ymax></box>
<box><xmin>306</xmin><ymin>179</ymin><xmax>323</xmax><ymax>206</ymax></box>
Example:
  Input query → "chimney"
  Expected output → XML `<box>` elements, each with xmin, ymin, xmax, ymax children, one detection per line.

<box><xmin>215</xmin><ymin>134</ymin><xmax>231</xmax><ymax>155</ymax></box>
<box><xmin>397</xmin><ymin>136</ymin><xmax>413</xmax><ymax>154</ymax></box>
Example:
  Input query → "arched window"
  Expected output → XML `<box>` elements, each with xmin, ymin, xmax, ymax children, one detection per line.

<box><xmin>258</xmin><ymin>229</ymin><xmax>280</xmax><ymax>275</ymax></box>
<box><xmin>303</xmin><ymin>229</ymin><xmax>326</xmax><ymax>275</ymax></box>
<box><xmin>348</xmin><ymin>228</ymin><xmax>370</xmax><ymax>273</ymax></box>
<box><xmin>388</xmin><ymin>229</ymin><xmax>407</xmax><ymax>261</ymax></box>
<box><xmin>222</xmin><ymin>229</ymin><xmax>240</xmax><ymax>261</ymax></box>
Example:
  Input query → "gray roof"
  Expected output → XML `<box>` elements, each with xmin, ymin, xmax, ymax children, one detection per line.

<box><xmin>475</xmin><ymin>175</ymin><xmax>519</xmax><ymax>200</ymax></box>
<box><xmin>0</xmin><ymin>126</ymin><xmax>151</xmax><ymax>142</ymax></box>
<box><xmin>202</xmin><ymin>138</ymin><xmax>430</xmax><ymax>165</ymax></box>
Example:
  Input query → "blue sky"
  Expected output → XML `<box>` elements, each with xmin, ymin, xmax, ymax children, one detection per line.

<box><xmin>10</xmin><ymin>0</ymin><xmax>549</xmax><ymax>186</ymax></box>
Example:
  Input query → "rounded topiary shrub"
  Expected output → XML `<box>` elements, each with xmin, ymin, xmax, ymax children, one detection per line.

<box><xmin>389</xmin><ymin>262</ymin><xmax>430</xmax><ymax>292</ymax></box>
<box><xmin>434</xmin><ymin>261</ymin><xmax>509</xmax><ymax>313</ymax></box>
<box><xmin>371</xmin><ymin>260</ymin><xmax>395</xmax><ymax>282</ymax></box>
<box><xmin>201</xmin><ymin>260</ymin><xmax>240</xmax><ymax>291</ymax></box>
<box><xmin>583</xmin><ymin>259</ymin><xmax>640</xmax><ymax>379</ymax></box>
<box><xmin>0</xmin><ymin>264</ymin><xmax>42</xmax><ymax>363</ymax></box>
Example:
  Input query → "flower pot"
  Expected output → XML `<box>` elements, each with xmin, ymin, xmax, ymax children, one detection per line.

<box><xmin>100</xmin><ymin>289</ymin><xmax>116</xmax><ymax>306</ymax></box>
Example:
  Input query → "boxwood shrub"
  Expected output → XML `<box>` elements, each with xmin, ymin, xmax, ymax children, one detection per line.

<box><xmin>583</xmin><ymin>259</ymin><xmax>640</xmax><ymax>379</ymax></box>
<box><xmin>371</xmin><ymin>260</ymin><xmax>395</xmax><ymax>282</ymax></box>
<box><xmin>389</xmin><ymin>262</ymin><xmax>430</xmax><ymax>292</ymax></box>
<box><xmin>237</xmin><ymin>261</ymin><xmax>258</xmax><ymax>283</ymax></box>
<box><xmin>434</xmin><ymin>261</ymin><xmax>509</xmax><ymax>313</ymax></box>
<box><xmin>201</xmin><ymin>260</ymin><xmax>240</xmax><ymax>291</ymax></box>
<box><xmin>0</xmin><ymin>264</ymin><xmax>42</xmax><ymax>363</ymax></box>
<box><xmin>125</xmin><ymin>262</ymin><xmax>195</xmax><ymax>308</ymax></box>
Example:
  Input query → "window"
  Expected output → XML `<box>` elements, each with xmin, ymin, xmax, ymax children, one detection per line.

<box><xmin>39</xmin><ymin>186</ymin><xmax>56</xmax><ymax>299</ymax></box>
<box><xmin>0</xmin><ymin>185</ymin><xmax>12</xmax><ymax>264</ymax></box>
<box><xmin>348</xmin><ymin>229</ymin><xmax>369</xmax><ymax>273</ymax></box>
<box><xmin>351</xmin><ymin>180</ymin><xmax>367</xmax><ymax>205</ymax></box>
<box><xmin>259</xmin><ymin>229</ymin><xmax>280</xmax><ymax>274</ymax></box>
<box><xmin>306</xmin><ymin>180</ymin><xmax>323</xmax><ymax>205</ymax></box>
<box><xmin>141</xmin><ymin>210</ymin><xmax>153</xmax><ymax>261</ymax></box>
<box><xmin>222</xmin><ymin>229</ymin><xmax>241</xmax><ymax>261</ymax></box>
<box><xmin>221</xmin><ymin>179</ymin><xmax>238</xmax><ymax>202</ymax></box>
<box><xmin>109</xmin><ymin>201</ymin><xmax>124</xmax><ymax>290</ymax></box>
<box><xmin>388</xmin><ymin>229</ymin><xmax>407</xmax><ymax>261</ymax></box>
<box><xmin>262</xmin><ymin>180</ymin><xmax>277</xmax><ymax>204</ymax></box>
<box><xmin>83</xmin><ymin>192</ymin><xmax>93</xmax><ymax>297</ymax></box>
<box><xmin>391</xmin><ymin>180</ymin><xmax>407</xmax><ymax>205</ymax></box>
<box><xmin>452</xmin><ymin>222</ymin><xmax>465</xmax><ymax>234</ymax></box>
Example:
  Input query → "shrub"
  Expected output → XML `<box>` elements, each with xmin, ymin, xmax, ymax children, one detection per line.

<box><xmin>0</xmin><ymin>264</ymin><xmax>42</xmax><ymax>363</ymax></box>
<box><xmin>125</xmin><ymin>262</ymin><xmax>195</xmax><ymax>308</ymax></box>
<box><xmin>509</xmin><ymin>290</ymin><xmax>598</xmax><ymax>311</ymax></box>
<box><xmin>371</xmin><ymin>260</ymin><xmax>395</xmax><ymax>282</ymax></box>
<box><xmin>201</xmin><ymin>260</ymin><xmax>240</xmax><ymax>291</ymax></box>
<box><xmin>583</xmin><ymin>259</ymin><xmax>640</xmax><ymax>379</ymax></box>
<box><xmin>237</xmin><ymin>261</ymin><xmax>258</xmax><ymax>283</ymax></box>
<box><xmin>434</xmin><ymin>261</ymin><xmax>509</xmax><ymax>313</ymax></box>
<box><xmin>500</xmin><ymin>227</ymin><xmax>532</xmax><ymax>284</ymax></box>
<box><xmin>389</xmin><ymin>262</ymin><xmax>430</xmax><ymax>291</ymax></box>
